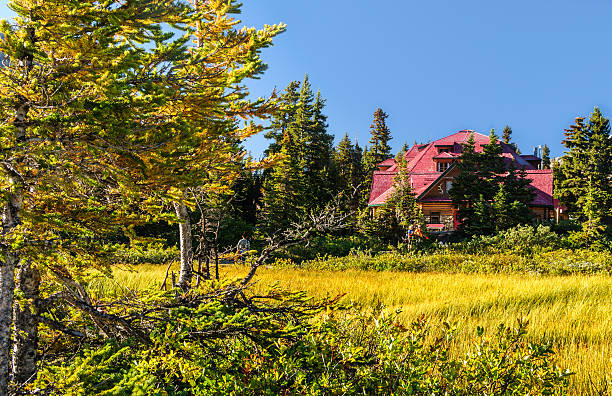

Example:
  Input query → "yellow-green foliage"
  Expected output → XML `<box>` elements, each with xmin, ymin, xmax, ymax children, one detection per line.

<box><xmin>93</xmin><ymin>257</ymin><xmax>612</xmax><ymax>394</ymax></box>
<box><xmin>220</xmin><ymin>265</ymin><xmax>611</xmax><ymax>395</ymax></box>
<box><xmin>300</xmin><ymin>250</ymin><xmax>612</xmax><ymax>274</ymax></box>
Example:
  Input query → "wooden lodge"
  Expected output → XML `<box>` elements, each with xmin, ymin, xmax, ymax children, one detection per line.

<box><xmin>367</xmin><ymin>130</ymin><xmax>566</xmax><ymax>232</ymax></box>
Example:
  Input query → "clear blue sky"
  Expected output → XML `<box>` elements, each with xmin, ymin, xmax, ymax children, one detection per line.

<box><xmin>3</xmin><ymin>0</ymin><xmax>612</xmax><ymax>159</ymax></box>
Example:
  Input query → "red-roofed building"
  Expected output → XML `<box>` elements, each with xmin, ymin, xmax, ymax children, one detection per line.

<box><xmin>368</xmin><ymin>130</ymin><xmax>565</xmax><ymax>232</ymax></box>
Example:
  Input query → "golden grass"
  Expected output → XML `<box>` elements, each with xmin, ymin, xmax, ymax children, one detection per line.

<box><xmin>96</xmin><ymin>263</ymin><xmax>612</xmax><ymax>394</ymax></box>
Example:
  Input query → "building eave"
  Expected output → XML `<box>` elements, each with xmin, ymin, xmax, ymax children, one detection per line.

<box><xmin>416</xmin><ymin>164</ymin><xmax>457</xmax><ymax>200</ymax></box>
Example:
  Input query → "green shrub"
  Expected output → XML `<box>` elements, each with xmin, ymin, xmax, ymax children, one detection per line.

<box><xmin>301</xmin><ymin>249</ymin><xmax>612</xmax><ymax>275</ymax></box>
<box><xmin>271</xmin><ymin>234</ymin><xmax>382</xmax><ymax>263</ymax></box>
<box><xmin>115</xmin><ymin>243</ymin><xmax>179</xmax><ymax>265</ymax></box>
<box><xmin>32</xmin><ymin>288</ymin><xmax>571</xmax><ymax>395</ymax></box>
<box><xmin>465</xmin><ymin>224</ymin><xmax>564</xmax><ymax>255</ymax></box>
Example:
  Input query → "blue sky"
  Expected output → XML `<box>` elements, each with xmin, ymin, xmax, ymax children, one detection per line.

<box><xmin>3</xmin><ymin>1</ymin><xmax>611</xmax><ymax>158</ymax></box>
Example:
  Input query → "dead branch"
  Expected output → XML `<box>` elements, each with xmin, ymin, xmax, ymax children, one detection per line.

<box><xmin>239</xmin><ymin>198</ymin><xmax>349</xmax><ymax>288</ymax></box>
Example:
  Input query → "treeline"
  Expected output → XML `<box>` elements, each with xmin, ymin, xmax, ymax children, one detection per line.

<box><xmin>197</xmin><ymin>79</ymin><xmax>612</xmax><ymax>251</ymax></box>
<box><xmin>191</xmin><ymin>77</ymin><xmax>399</xmax><ymax>245</ymax></box>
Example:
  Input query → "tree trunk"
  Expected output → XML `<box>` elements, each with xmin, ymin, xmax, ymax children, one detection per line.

<box><xmin>214</xmin><ymin>244</ymin><xmax>219</xmax><ymax>281</ymax></box>
<box><xmin>0</xmin><ymin>193</ymin><xmax>23</xmax><ymax>395</ymax></box>
<box><xmin>12</xmin><ymin>261</ymin><xmax>40</xmax><ymax>385</ymax></box>
<box><xmin>174</xmin><ymin>201</ymin><xmax>193</xmax><ymax>290</ymax></box>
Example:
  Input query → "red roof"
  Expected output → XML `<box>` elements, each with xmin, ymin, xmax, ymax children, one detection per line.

<box><xmin>432</xmin><ymin>152</ymin><xmax>460</xmax><ymax>160</ymax></box>
<box><xmin>524</xmin><ymin>169</ymin><xmax>554</xmax><ymax>206</ymax></box>
<box><xmin>520</xmin><ymin>155</ymin><xmax>541</xmax><ymax>161</ymax></box>
<box><xmin>377</xmin><ymin>158</ymin><xmax>396</xmax><ymax>167</ymax></box>
<box><xmin>368</xmin><ymin>171</ymin><xmax>395</xmax><ymax>205</ymax></box>
<box><xmin>368</xmin><ymin>130</ymin><xmax>551</xmax><ymax>209</ymax></box>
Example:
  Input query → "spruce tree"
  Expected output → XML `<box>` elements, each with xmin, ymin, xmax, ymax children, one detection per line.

<box><xmin>265</xmin><ymin>81</ymin><xmax>301</xmax><ymax>157</ymax></box>
<box><xmin>450</xmin><ymin>133</ymin><xmax>482</xmax><ymax>234</ymax></box>
<box><xmin>367</xmin><ymin>108</ymin><xmax>393</xmax><ymax>166</ymax></box>
<box><xmin>260</xmin><ymin>76</ymin><xmax>336</xmax><ymax>232</ymax></box>
<box><xmin>0</xmin><ymin>0</ymin><xmax>285</xmax><ymax>387</ymax></box>
<box><xmin>556</xmin><ymin>108</ymin><xmax>612</xmax><ymax>228</ymax></box>
<box><xmin>361</xmin><ymin>152</ymin><xmax>421</xmax><ymax>244</ymax></box>
<box><xmin>334</xmin><ymin>134</ymin><xmax>355</xmax><ymax>194</ymax></box>
<box><xmin>452</xmin><ymin>132</ymin><xmax>535</xmax><ymax>236</ymax></box>
<box><xmin>260</xmin><ymin>130</ymin><xmax>305</xmax><ymax>233</ymax></box>
<box><xmin>542</xmin><ymin>144</ymin><xmax>551</xmax><ymax>169</ymax></box>
<box><xmin>479</xmin><ymin>129</ymin><xmax>505</xmax><ymax>198</ymax></box>
<box><xmin>502</xmin><ymin>125</ymin><xmax>512</xmax><ymax>144</ymax></box>
<box><xmin>502</xmin><ymin>125</ymin><xmax>520</xmax><ymax>153</ymax></box>
<box><xmin>361</xmin><ymin>108</ymin><xmax>393</xmax><ymax>206</ymax></box>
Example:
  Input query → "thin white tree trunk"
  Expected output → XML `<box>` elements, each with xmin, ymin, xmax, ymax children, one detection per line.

<box><xmin>12</xmin><ymin>261</ymin><xmax>40</xmax><ymax>385</ymax></box>
<box><xmin>174</xmin><ymin>201</ymin><xmax>193</xmax><ymax>289</ymax></box>
<box><xmin>0</xmin><ymin>192</ymin><xmax>22</xmax><ymax>394</ymax></box>
<box><xmin>3</xmin><ymin>37</ymin><xmax>34</xmax><ymax>390</ymax></box>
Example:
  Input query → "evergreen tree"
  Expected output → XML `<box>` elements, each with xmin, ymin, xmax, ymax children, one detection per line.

<box><xmin>0</xmin><ymin>0</ymin><xmax>284</xmax><ymax>388</ymax></box>
<box><xmin>335</xmin><ymin>134</ymin><xmax>355</xmax><ymax>198</ymax></box>
<box><xmin>360</xmin><ymin>152</ymin><xmax>421</xmax><ymax>244</ymax></box>
<box><xmin>472</xmin><ymin>195</ymin><xmax>495</xmax><ymax>236</ymax></box>
<box><xmin>304</xmin><ymin>90</ymin><xmax>335</xmax><ymax>206</ymax></box>
<box><xmin>502</xmin><ymin>125</ymin><xmax>520</xmax><ymax>153</ymax></box>
<box><xmin>451</xmin><ymin>133</ymin><xmax>535</xmax><ymax>236</ymax></box>
<box><xmin>479</xmin><ymin>129</ymin><xmax>505</xmax><ymax>198</ymax></box>
<box><xmin>502</xmin><ymin>125</ymin><xmax>512</xmax><ymax>144</ymax></box>
<box><xmin>260</xmin><ymin>77</ymin><xmax>335</xmax><ymax>232</ymax></box>
<box><xmin>366</xmin><ymin>108</ymin><xmax>393</xmax><ymax>167</ymax></box>
<box><xmin>492</xmin><ymin>173</ymin><xmax>533</xmax><ymax>232</ymax></box>
<box><xmin>265</xmin><ymin>81</ymin><xmax>301</xmax><ymax>157</ymax></box>
<box><xmin>260</xmin><ymin>130</ymin><xmax>305</xmax><ymax>233</ymax></box>
<box><xmin>450</xmin><ymin>133</ymin><xmax>481</xmax><ymax>234</ymax></box>
<box><xmin>361</xmin><ymin>108</ymin><xmax>393</xmax><ymax>206</ymax></box>
<box><xmin>542</xmin><ymin>144</ymin><xmax>551</xmax><ymax>169</ymax></box>
<box><xmin>556</xmin><ymin>108</ymin><xmax>612</xmax><ymax>229</ymax></box>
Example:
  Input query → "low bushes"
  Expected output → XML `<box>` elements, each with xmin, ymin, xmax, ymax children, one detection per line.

<box><xmin>115</xmin><ymin>244</ymin><xmax>179</xmax><ymax>265</ymax></box>
<box><xmin>271</xmin><ymin>234</ymin><xmax>382</xmax><ymax>263</ymax></box>
<box><xmin>32</xmin><ymin>286</ymin><xmax>571</xmax><ymax>395</ymax></box>
<box><xmin>299</xmin><ymin>249</ymin><xmax>612</xmax><ymax>275</ymax></box>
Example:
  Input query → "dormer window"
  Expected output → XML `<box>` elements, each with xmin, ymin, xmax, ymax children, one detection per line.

<box><xmin>435</xmin><ymin>144</ymin><xmax>453</xmax><ymax>154</ymax></box>
<box><xmin>437</xmin><ymin>162</ymin><xmax>450</xmax><ymax>172</ymax></box>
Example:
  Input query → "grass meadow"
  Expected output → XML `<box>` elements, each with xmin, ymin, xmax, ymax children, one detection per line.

<box><xmin>89</xmin><ymin>262</ymin><xmax>612</xmax><ymax>394</ymax></box>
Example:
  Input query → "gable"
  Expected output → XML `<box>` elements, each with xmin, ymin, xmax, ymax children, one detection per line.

<box><xmin>418</xmin><ymin>166</ymin><xmax>460</xmax><ymax>201</ymax></box>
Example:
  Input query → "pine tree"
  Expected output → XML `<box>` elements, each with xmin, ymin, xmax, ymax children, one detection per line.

<box><xmin>305</xmin><ymin>90</ymin><xmax>335</xmax><ymax>207</ymax></box>
<box><xmin>502</xmin><ymin>125</ymin><xmax>520</xmax><ymax>153</ymax></box>
<box><xmin>479</xmin><ymin>129</ymin><xmax>505</xmax><ymax>198</ymax></box>
<box><xmin>0</xmin><ymin>0</ymin><xmax>284</xmax><ymax>388</ymax></box>
<box><xmin>260</xmin><ymin>77</ymin><xmax>335</xmax><ymax>232</ymax></box>
<box><xmin>472</xmin><ymin>195</ymin><xmax>495</xmax><ymax>236</ymax></box>
<box><xmin>335</xmin><ymin>134</ymin><xmax>355</xmax><ymax>200</ymax></box>
<box><xmin>361</xmin><ymin>108</ymin><xmax>393</xmax><ymax>206</ymax></box>
<box><xmin>451</xmin><ymin>133</ymin><xmax>534</xmax><ymax>236</ymax></box>
<box><xmin>265</xmin><ymin>81</ymin><xmax>302</xmax><ymax>157</ymax></box>
<box><xmin>556</xmin><ymin>108</ymin><xmax>612</xmax><ymax>228</ymax></box>
<box><xmin>542</xmin><ymin>145</ymin><xmax>551</xmax><ymax>169</ymax></box>
<box><xmin>366</xmin><ymin>108</ymin><xmax>393</xmax><ymax>166</ymax></box>
<box><xmin>450</xmin><ymin>133</ymin><xmax>481</xmax><ymax>234</ymax></box>
<box><xmin>502</xmin><ymin>125</ymin><xmax>512</xmax><ymax>144</ymax></box>
<box><xmin>361</xmin><ymin>153</ymin><xmax>421</xmax><ymax>244</ymax></box>
<box><xmin>260</xmin><ymin>130</ymin><xmax>305</xmax><ymax>233</ymax></box>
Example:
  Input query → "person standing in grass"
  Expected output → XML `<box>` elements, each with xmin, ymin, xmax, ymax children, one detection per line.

<box><xmin>406</xmin><ymin>225</ymin><xmax>414</xmax><ymax>250</ymax></box>
<box><xmin>237</xmin><ymin>233</ymin><xmax>251</xmax><ymax>263</ymax></box>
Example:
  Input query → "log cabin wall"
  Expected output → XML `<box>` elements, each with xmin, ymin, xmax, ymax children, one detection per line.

<box><xmin>420</xmin><ymin>202</ymin><xmax>455</xmax><ymax>231</ymax></box>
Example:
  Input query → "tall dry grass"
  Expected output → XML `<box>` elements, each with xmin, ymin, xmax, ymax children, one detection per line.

<box><xmin>92</xmin><ymin>262</ymin><xmax>612</xmax><ymax>394</ymax></box>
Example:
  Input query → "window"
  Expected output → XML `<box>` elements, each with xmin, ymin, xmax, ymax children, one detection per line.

<box><xmin>429</xmin><ymin>212</ymin><xmax>440</xmax><ymax>224</ymax></box>
<box><xmin>438</xmin><ymin>148</ymin><xmax>450</xmax><ymax>153</ymax></box>
<box><xmin>445</xmin><ymin>180</ymin><xmax>453</xmax><ymax>193</ymax></box>
<box><xmin>436</xmin><ymin>162</ymin><xmax>450</xmax><ymax>172</ymax></box>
